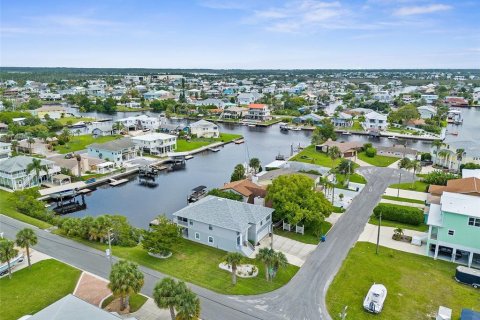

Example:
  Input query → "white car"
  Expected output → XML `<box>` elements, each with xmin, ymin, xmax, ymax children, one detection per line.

<box><xmin>363</xmin><ymin>283</ymin><xmax>387</xmax><ymax>313</ymax></box>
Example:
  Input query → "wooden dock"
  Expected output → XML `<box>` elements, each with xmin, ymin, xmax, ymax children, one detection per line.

<box><xmin>109</xmin><ymin>178</ymin><xmax>129</xmax><ymax>186</ymax></box>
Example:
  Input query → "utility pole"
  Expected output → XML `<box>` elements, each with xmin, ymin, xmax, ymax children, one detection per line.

<box><xmin>106</xmin><ymin>228</ymin><xmax>113</xmax><ymax>267</ymax></box>
<box><xmin>270</xmin><ymin>224</ymin><xmax>274</xmax><ymax>250</ymax></box>
<box><xmin>397</xmin><ymin>170</ymin><xmax>402</xmax><ymax>197</ymax></box>
<box><xmin>376</xmin><ymin>212</ymin><xmax>381</xmax><ymax>255</ymax></box>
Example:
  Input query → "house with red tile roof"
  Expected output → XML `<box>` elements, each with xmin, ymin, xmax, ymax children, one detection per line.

<box><xmin>248</xmin><ymin>103</ymin><xmax>271</xmax><ymax>121</ymax></box>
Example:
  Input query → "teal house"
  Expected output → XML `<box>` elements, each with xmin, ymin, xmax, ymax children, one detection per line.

<box><xmin>426</xmin><ymin>191</ymin><xmax>480</xmax><ymax>268</ymax></box>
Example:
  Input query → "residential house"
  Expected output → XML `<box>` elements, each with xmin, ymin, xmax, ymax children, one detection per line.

<box><xmin>87</xmin><ymin>138</ymin><xmax>137</xmax><ymax>165</ymax></box>
<box><xmin>24</xmin><ymin>294</ymin><xmax>135</xmax><ymax>320</ymax></box>
<box><xmin>376</xmin><ymin>146</ymin><xmax>418</xmax><ymax>159</ymax></box>
<box><xmin>363</xmin><ymin>111</ymin><xmax>388</xmax><ymax>131</ymax></box>
<box><xmin>195</xmin><ymin>98</ymin><xmax>226</xmax><ymax>109</ymax></box>
<box><xmin>331</xmin><ymin>112</ymin><xmax>353</xmax><ymax>127</ymax></box>
<box><xmin>426</xmin><ymin>190</ymin><xmax>480</xmax><ymax>268</ymax></box>
<box><xmin>433</xmin><ymin>141</ymin><xmax>480</xmax><ymax>171</ymax></box>
<box><xmin>172</xmin><ymin>196</ymin><xmax>274</xmax><ymax>256</ymax></box>
<box><xmin>143</xmin><ymin>90</ymin><xmax>172</xmax><ymax>100</ymax></box>
<box><xmin>48</xmin><ymin>154</ymin><xmax>108</xmax><ymax>176</ymax></box>
<box><xmin>188</xmin><ymin>120</ymin><xmax>219</xmax><ymax>138</ymax></box>
<box><xmin>31</xmin><ymin>105</ymin><xmax>66</xmax><ymax>119</ymax></box>
<box><xmin>237</xmin><ymin>92</ymin><xmax>263</xmax><ymax>105</ymax></box>
<box><xmin>132</xmin><ymin>133</ymin><xmax>177</xmax><ymax>156</ymax></box>
<box><xmin>0</xmin><ymin>142</ymin><xmax>12</xmax><ymax>160</ymax></box>
<box><xmin>115</xmin><ymin>115</ymin><xmax>159</xmax><ymax>131</ymax></box>
<box><xmin>223</xmin><ymin>106</ymin><xmax>248</xmax><ymax>119</ymax></box>
<box><xmin>292</xmin><ymin>113</ymin><xmax>325</xmax><ymax>125</ymax></box>
<box><xmin>373</xmin><ymin>91</ymin><xmax>392</xmax><ymax>103</ymax></box>
<box><xmin>421</xmin><ymin>94</ymin><xmax>439</xmax><ymax>104</ymax></box>
<box><xmin>445</xmin><ymin>96</ymin><xmax>469</xmax><ymax>108</ymax></box>
<box><xmin>418</xmin><ymin>105</ymin><xmax>437</xmax><ymax>119</ymax></box>
<box><xmin>220</xmin><ymin>179</ymin><xmax>267</xmax><ymax>204</ymax></box>
<box><xmin>0</xmin><ymin>156</ymin><xmax>60</xmax><ymax>191</ymax></box>
<box><xmin>316</xmin><ymin>139</ymin><xmax>364</xmax><ymax>158</ymax></box>
<box><xmin>248</xmin><ymin>104</ymin><xmax>271</xmax><ymax>121</ymax></box>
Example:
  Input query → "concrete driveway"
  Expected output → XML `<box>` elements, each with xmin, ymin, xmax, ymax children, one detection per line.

<box><xmin>254</xmin><ymin>234</ymin><xmax>316</xmax><ymax>267</ymax></box>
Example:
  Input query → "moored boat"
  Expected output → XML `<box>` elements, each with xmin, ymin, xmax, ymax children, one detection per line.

<box><xmin>363</xmin><ymin>283</ymin><xmax>387</xmax><ymax>313</ymax></box>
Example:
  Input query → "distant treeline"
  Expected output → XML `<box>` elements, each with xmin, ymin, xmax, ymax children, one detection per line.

<box><xmin>1</xmin><ymin>67</ymin><xmax>479</xmax><ymax>83</ymax></box>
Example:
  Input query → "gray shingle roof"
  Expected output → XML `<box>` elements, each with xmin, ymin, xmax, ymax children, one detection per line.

<box><xmin>0</xmin><ymin>156</ymin><xmax>53</xmax><ymax>173</ymax></box>
<box><xmin>173</xmin><ymin>195</ymin><xmax>273</xmax><ymax>232</ymax></box>
<box><xmin>88</xmin><ymin>137</ymin><xmax>134</xmax><ymax>152</ymax></box>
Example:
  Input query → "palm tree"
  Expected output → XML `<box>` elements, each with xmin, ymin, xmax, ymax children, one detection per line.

<box><xmin>456</xmin><ymin>148</ymin><xmax>465</xmax><ymax>170</ymax></box>
<box><xmin>75</xmin><ymin>154</ymin><xmax>82</xmax><ymax>177</ymax></box>
<box><xmin>431</xmin><ymin>140</ymin><xmax>443</xmax><ymax>159</ymax></box>
<box><xmin>0</xmin><ymin>239</ymin><xmax>18</xmax><ymax>279</ymax></box>
<box><xmin>257</xmin><ymin>247</ymin><xmax>274</xmax><ymax>281</ymax></box>
<box><xmin>249</xmin><ymin>158</ymin><xmax>261</xmax><ymax>174</ymax></box>
<box><xmin>175</xmin><ymin>282</ymin><xmax>201</xmax><ymax>320</ymax></box>
<box><xmin>407</xmin><ymin>160</ymin><xmax>422</xmax><ymax>189</ymax></box>
<box><xmin>327</xmin><ymin>146</ymin><xmax>341</xmax><ymax>205</ymax></box>
<box><xmin>113</xmin><ymin>122</ymin><xmax>125</xmax><ymax>134</ymax></box>
<box><xmin>11</xmin><ymin>140</ymin><xmax>19</xmax><ymax>154</ymax></box>
<box><xmin>89</xmin><ymin>216</ymin><xmax>111</xmax><ymax>242</ymax></box>
<box><xmin>27</xmin><ymin>136</ymin><xmax>35</xmax><ymax>155</ymax></box>
<box><xmin>271</xmin><ymin>251</ymin><xmax>288</xmax><ymax>280</ymax></box>
<box><xmin>108</xmin><ymin>260</ymin><xmax>144</xmax><ymax>311</ymax></box>
<box><xmin>15</xmin><ymin>228</ymin><xmax>37</xmax><ymax>268</ymax></box>
<box><xmin>26</xmin><ymin>158</ymin><xmax>48</xmax><ymax>187</ymax></box>
<box><xmin>153</xmin><ymin>277</ymin><xmax>181</xmax><ymax>320</ymax></box>
<box><xmin>437</xmin><ymin>150</ymin><xmax>449</xmax><ymax>167</ymax></box>
<box><xmin>224</xmin><ymin>252</ymin><xmax>243</xmax><ymax>285</ymax></box>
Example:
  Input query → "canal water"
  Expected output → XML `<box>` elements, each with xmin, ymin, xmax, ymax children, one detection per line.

<box><xmin>63</xmin><ymin>105</ymin><xmax>480</xmax><ymax>228</ymax></box>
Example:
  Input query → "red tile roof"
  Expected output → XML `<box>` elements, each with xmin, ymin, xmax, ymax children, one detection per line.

<box><xmin>248</xmin><ymin>104</ymin><xmax>267</xmax><ymax>109</ymax></box>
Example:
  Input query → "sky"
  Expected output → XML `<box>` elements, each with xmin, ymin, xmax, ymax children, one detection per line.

<box><xmin>1</xmin><ymin>0</ymin><xmax>479</xmax><ymax>69</ymax></box>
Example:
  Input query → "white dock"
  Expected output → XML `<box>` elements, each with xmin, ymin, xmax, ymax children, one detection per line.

<box><xmin>109</xmin><ymin>178</ymin><xmax>128</xmax><ymax>186</ymax></box>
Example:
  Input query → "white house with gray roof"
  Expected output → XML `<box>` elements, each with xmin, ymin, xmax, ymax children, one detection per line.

<box><xmin>0</xmin><ymin>156</ymin><xmax>60</xmax><ymax>191</ymax></box>
<box><xmin>172</xmin><ymin>196</ymin><xmax>273</xmax><ymax>256</ymax></box>
<box><xmin>87</xmin><ymin>138</ymin><xmax>137</xmax><ymax>165</ymax></box>
<box><xmin>188</xmin><ymin>120</ymin><xmax>219</xmax><ymax>138</ymax></box>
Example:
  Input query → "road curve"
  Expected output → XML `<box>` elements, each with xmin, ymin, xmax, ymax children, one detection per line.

<box><xmin>0</xmin><ymin>167</ymin><xmax>412</xmax><ymax>320</ymax></box>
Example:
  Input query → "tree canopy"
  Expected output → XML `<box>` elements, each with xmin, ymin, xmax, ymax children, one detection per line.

<box><xmin>311</xmin><ymin>119</ymin><xmax>337</xmax><ymax>145</ymax></box>
<box><xmin>266</xmin><ymin>174</ymin><xmax>332</xmax><ymax>226</ymax></box>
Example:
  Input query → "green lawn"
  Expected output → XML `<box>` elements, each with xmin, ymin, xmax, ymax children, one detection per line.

<box><xmin>336</xmin><ymin>173</ymin><xmax>367</xmax><ymax>186</ymax></box>
<box><xmin>389</xmin><ymin>181</ymin><xmax>430</xmax><ymax>192</ymax></box>
<box><xmin>358</xmin><ymin>152</ymin><xmax>398</xmax><ymax>167</ymax></box>
<box><xmin>368</xmin><ymin>217</ymin><xmax>429</xmax><ymax>232</ymax></box>
<box><xmin>71</xmin><ymin>237</ymin><xmax>298</xmax><ymax>295</ymax></box>
<box><xmin>175</xmin><ymin>133</ymin><xmax>242</xmax><ymax>152</ymax></box>
<box><xmin>274</xmin><ymin>221</ymin><xmax>332</xmax><ymax>244</ymax></box>
<box><xmin>54</xmin><ymin>135</ymin><xmax>122</xmax><ymax>154</ymax></box>
<box><xmin>327</xmin><ymin>242</ymin><xmax>479</xmax><ymax>320</ymax></box>
<box><xmin>386</xmin><ymin>126</ymin><xmax>418</xmax><ymax>135</ymax></box>
<box><xmin>381</xmin><ymin>195</ymin><xmax>425</xmax><ymax>204</ymax></box>
<box><xmin>344</xmin><ymin>120</ymin><xmax>364</xmax><ymax>132</ymax></box>
<box><xmin>0</xmin><ymin>190</ymin><xmax>52</xmax><ymax>229</ymax></box>
<box><xmin>116</xmin><ymin>106</ymin><xmax>151</xmax><ymax>112</ymax></box>
<box><xmin>0</xmin><ymin>259</ymin><xmax>81</xmax><ymax>320</ymax></box>
<box><xmin>57</xmin><ymin>116</ymin><xmax>96</xmax><ymax>125</ymax></box>
<box><xmin>101</xmin><ymin>293</ymin><xmax>148</xmax><ymax>312</ymax></box>
<box><xmin>291</xmin><ymin>145</ymin><xmax>342</xmax><ymax>168</ymax></box>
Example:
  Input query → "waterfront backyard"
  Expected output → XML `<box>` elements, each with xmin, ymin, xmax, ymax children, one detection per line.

<box><xmin>175</xmin><ymin>132</ymin><xmax>242</xmax><ymax>152</ymax></box>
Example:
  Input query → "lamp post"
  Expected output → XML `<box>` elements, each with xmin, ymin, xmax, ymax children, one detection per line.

<box><xmin>106</xmin><ymin>228</ymin><xmax>113</xmax><ymax>267</ymax></box>
<box><xmin>397</xmin><ymin>170</ymin><xmax>402</xmax><ymax>197</ymax></box>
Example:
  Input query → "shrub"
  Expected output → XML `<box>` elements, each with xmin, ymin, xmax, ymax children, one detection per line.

<box><xmin>373</xmin><ymin>203</ymin><xmax>424</xmax><ymax>226</ymax></box>
<box><xmin>365</xmin><ymin>147</ymin><xmax>377</xmax><ymax>158</ymax></box>
<box><xmin>207</xmin><ymin>188</ymin><xmax>243</xmax><ymax>201</ymax></box>
<box><xmin>420</xmin><ymin>153</ymin><xmax>432</xmax><ymax>161</ymax></box>
<box><xmin>421</xmin><ymin>170</ymin><xmax>459</xmax><ymax>186</ymax></box>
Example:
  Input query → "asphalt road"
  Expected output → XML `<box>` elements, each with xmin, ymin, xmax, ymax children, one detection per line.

<box><xmin>0</xmin><ymin>167</ymin><xmax>412</xmax><ymax>320</ymax></box>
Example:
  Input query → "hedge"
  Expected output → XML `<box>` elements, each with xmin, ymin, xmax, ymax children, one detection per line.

<box><xmin>373</xmin><ymin>203</ymin><xmax>424</xmax><ymax>226</ymax></box>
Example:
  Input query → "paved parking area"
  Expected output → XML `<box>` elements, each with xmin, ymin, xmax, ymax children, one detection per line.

<box><xmin>74</xmin><ymin>272</ymin><xmax>112</xmax><ymax>307</ymax></box>
<box><xmin>255</xmin><ymin>235</ymin><xmax>317</xmax><ymax>267</ymax></box>
<box><xmin>125</xmin><ymin>298</ymin><xmax>170</xmax><ymax>320</ymax></box>
<box><xmin>358</xmin><ymin>223</ymin><xmax>427</xmax><ymax>256</ymax></box>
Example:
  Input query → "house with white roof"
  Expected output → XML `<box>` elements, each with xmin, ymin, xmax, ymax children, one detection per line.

<box><xmin>115</xmin><ymin>115</ymin><xmax>159</xmax><ymax>131</ymax></box>
<box><xmin>131</xmin><ymin>133</ymin><xmax>177</xmax><ymax>156</ymax></box>
<box><xmin>0</xmin><ymin>156</ymin><xmax>60</xmax><ymax>191</ymax></box>
<box><xmin>363</xmin><ymin>111</ymin><xmax>388</xmax><ymax>131</ymax></box>
<box><xmin>418</xmin><ymin>105</ymin><xmax>437</xmax><ymax>119</ymax></box>
<box><xmin>188</xmin><ymin>120</ymin><xmax>219</xmax><ymax>138</ymax></box>
<box><xmin>172</xmin><ymin>196</ymin><xmax>274</xmax><ymax>256</ymax></box>
<box><xmin>426</xmin><ymin>191</ymin><xmax>480</xmax><ymax>268</ymax></box>
<box><xmin>87</xmin><ymin>138</ymin><xmax>138</xmax><ymax>165</ymax></box>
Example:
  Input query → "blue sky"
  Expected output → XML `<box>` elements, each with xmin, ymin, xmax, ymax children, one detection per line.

<box><xmin>1</xmin><ymin>0</ymin><xmax>479</xmax><ymax>69</ymax></box>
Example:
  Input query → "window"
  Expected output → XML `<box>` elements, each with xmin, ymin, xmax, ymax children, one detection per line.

<box><xmin>208</xmin><ymin>236</ymin><xmax>214</xmax><ymax>243</ymax></box>
<box><xmin>468</xmin><ymin>217</ymin><xmax>480</xmax><ymax>227</ymax></box>
<box><xmin>266</xmin><ymin>215</ymin><xmax>271</xmax><ymax>221</ymax></box>
<box><xmin>448</xmin><ymin>229</ymin><xmax>455</xmax><ymax>236</ymax></box>
<box><xmin>260</xmin><ymin>220</ymin><xmax>263</xmax><ymax>226</ymax></box>
<box><xmin>189</xmin><ymin>220</ymin><xmax>193</xmax><ymax>226</ymax></box>
<box><xmin>195</xmin><ymin>232</ymin><xmax>200</xmax><ymax>240</ymax></box>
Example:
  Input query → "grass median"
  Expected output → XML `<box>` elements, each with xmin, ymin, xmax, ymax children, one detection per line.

<box><xmin>358</xmin><ymin>151</ymin><xmax>398</xmax><ymax>167</ymax></box>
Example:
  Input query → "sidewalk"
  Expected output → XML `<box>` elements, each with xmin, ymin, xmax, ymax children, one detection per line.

<box><xmin>358</xmin><ymin>223</ymin><xmax>427</xmax><ymax>256</ymax></box>
<box><xmin>380</xmin><ymin>198</ymin><xmax>425</xmax><ymax>208</ymax></box>
<box><xmin>384</xmin><ymin>187</ymin><xmax>428</xmax><ymax>201</ymax></box>
<box><xmin>126</xmin><ymin>297</ymin><xmax>170</xmax><ymax>320</ymax></box>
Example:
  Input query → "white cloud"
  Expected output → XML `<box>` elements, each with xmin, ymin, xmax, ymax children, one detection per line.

<box><xmin>394</xmin><ymin>4</ymin><xmax>452</xmax><ymax>16</ymax></box>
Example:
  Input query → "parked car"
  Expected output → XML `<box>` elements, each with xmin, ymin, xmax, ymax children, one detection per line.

<box><xmin>430</xmin><ymin>244</ymin><xmax>463</xmax><ymax>259</ymax></box>
<box><xmin>64</xmin><ymin>153</ymin><xmax>74</xmax><ymax>159</ymax></box>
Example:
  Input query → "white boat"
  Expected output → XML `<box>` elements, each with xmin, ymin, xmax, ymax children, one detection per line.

<box><xmin>363</xmin><ymin>284</ymin><xmax>387</xmax><ymax>313</ymax></box>
<box><xmin>291</xmin><ymin>127</ymin><xmax>301</xmax><ymax>131</ymax></box>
